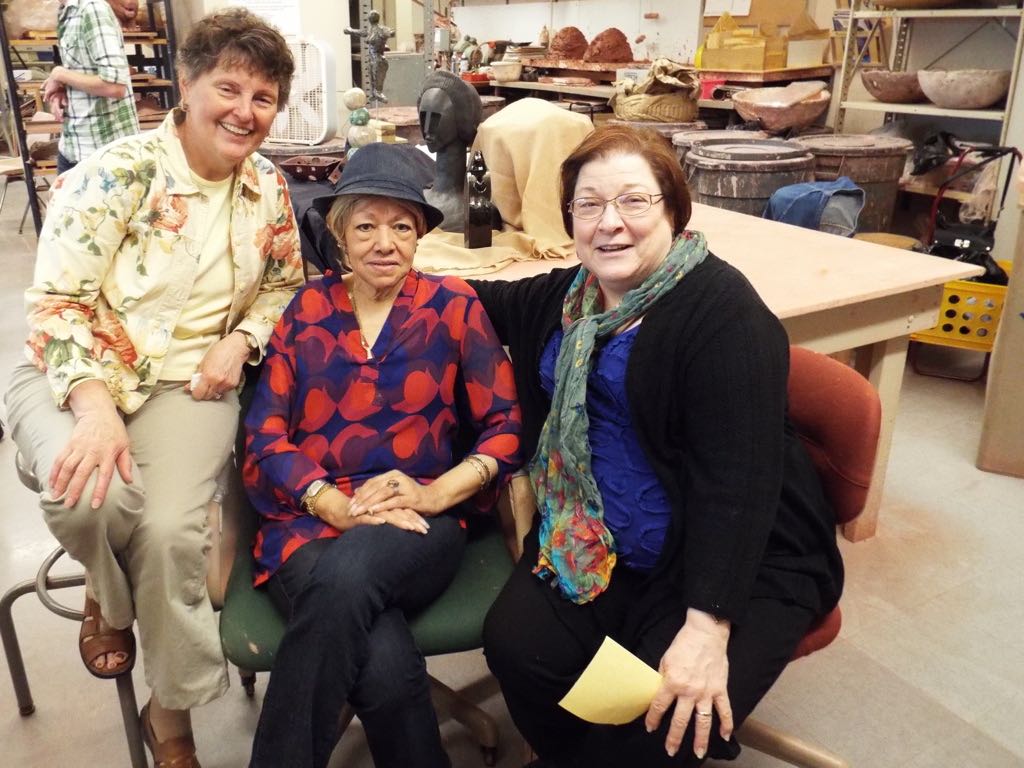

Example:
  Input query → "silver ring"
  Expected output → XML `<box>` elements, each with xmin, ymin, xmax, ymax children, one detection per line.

<box><xmin>214</xmin><ymin>393</ymin><xmax>222</xmax><ymax>400</ymax></box>
<box><xmin>696</xmin><ymin>710</ymin><xmax>712</xmax><ymax>718</ymax></box>
<box><xmin>387</xmin><ymin>479</ymin><xmax>400</xmax><ymax>490</ymax></box>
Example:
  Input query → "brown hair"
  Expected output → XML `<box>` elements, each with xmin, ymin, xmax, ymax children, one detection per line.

<box><xmin>325</xmin><ymin>195</ymin><xmax>428</xmax><ymax>266</ymax></box>
<box><xmin>176</xmin><ymin>8</ymin><xmax>294</xmax><ymax>111</ymax></box>
<box><xmin>559</xmin><ymin>125</ymin><xmax>691</xmax><ymax>237</ymax></box>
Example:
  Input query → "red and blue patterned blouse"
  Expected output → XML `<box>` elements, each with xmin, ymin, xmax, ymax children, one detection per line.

<box><xmin>243</xmin><ymin>270</ymin><xmax>522</xmax><ymax>585</ymax></box>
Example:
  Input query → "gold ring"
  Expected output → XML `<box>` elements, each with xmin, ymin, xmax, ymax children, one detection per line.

<box><xmin>696</xmin><ymin>710</ymin><xmax>712</xmax><ymax>718</ymax></box>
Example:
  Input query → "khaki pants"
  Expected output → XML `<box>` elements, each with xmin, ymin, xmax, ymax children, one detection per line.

<box><xmin>5</xmin><ymin>363</ymin><xmax>236</xmax><ymax>709</ymax></box>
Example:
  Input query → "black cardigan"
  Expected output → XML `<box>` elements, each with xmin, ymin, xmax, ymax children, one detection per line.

<box><xmin>470</xmin><ymin>254</ymin><xmax>843</xmax><ymax>630</ymax></box>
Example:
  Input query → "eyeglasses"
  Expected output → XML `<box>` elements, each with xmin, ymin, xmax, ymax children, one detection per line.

<box><xmin>568</xmin><ymin>192</ymin><xmax>665</xmax><ymax>220</ymax></box>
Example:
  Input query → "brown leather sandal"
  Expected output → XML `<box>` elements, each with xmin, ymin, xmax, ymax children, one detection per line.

<box><xmin>141</xmin><ymin>702</ymin><xmax>201</xmax><ymax>768</ymax></box>
<box><xmin>79</xmin><ymin>595</ymin><xmax>135</xmax><ymax>679</ymax></box>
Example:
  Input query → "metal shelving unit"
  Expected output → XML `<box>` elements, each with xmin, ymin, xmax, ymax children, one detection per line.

<box><xmin>831</xmin><ymin>2</ymin><xmax>1023</xmax><ymax>209</ymax></box>
<box><xmin>0</xmin><ymin>0</ymin><xmax>177</xmax><ymax>235</ymax></box>
<box><xmin>834</xmin><ymin>4</ymin><xmax>1023</xmax><ymax>132</ymax></box>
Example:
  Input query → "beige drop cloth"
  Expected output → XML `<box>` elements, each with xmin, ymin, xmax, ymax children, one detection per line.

<box><xmin>414</xmin><ymin>98</ymin><xmax>594</xmax><ymax>276</ymax></box>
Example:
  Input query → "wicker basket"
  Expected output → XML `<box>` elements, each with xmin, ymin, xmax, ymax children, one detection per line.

<box><xmin>911</xmin><ymin>261</ymin><xmax>1012</xmax><ymax>352</ymax></box>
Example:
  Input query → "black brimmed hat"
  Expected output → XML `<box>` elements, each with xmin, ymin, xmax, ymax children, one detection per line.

<box><xmin>310</xmin><ymin>143</ymin><xmax>443</xmax><ymax>231</ymax></box>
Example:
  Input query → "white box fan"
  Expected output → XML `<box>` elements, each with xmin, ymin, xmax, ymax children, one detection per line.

<box><xmin>269</xmin><ymin>38</ymin><xmax>338</xmax><ymax>145</ymax></box>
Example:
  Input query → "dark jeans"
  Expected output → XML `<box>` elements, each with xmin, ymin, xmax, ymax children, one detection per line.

<box><xmin>56</xmin><ymin>152</ymin><xmax>77</xmax><ymax>176</ymax></box>
<box><xmin>249</xmin><ymin>516</ymin><xmax>466</xmax><ymax>768</ymax></box>
<box><xmin>483</xmin><ymin>530</ymin><xmax>816</xmax><ymax>768</ymax></box>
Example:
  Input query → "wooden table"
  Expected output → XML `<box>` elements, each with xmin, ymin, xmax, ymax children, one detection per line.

<box><xmin>475</xmin><ymin>202</ymin><xmax>982</xmax><ymax>541</ymax></box>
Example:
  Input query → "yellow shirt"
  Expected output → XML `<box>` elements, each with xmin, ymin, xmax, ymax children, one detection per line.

<box><xmin>25</xmin><ymin>113</ymin><xmax>304</xmax><ymax>413</ymax></box>
<box><xmin>161</xmin><ymin>171</ymin><xmax>235</xmax><ymax>380</ymax></box>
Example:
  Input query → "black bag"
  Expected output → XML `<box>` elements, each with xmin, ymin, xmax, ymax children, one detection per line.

<box><xmin>928</xmin><ymin>215</ymin><xmax>1008</xmax><ymax>285</ymax></box>
<box><xmin>911</xmin><ymin>131</ymin><xmax>961</xmax><ymax>176</ymax></box>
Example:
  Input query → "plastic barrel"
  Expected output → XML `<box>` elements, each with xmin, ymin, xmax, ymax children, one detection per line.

<box><xmin>684</xmin><ymin>138</ymin><xmax>815</xmax><ymax>216</ymax></box>
<box><xmin>671</xmin><ymin>128</ymin><xmax>768</xmax><ymax>166</ymax></box>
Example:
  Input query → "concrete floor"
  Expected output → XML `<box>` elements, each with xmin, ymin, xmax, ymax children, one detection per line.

<box><xmin>0</xmin><ymin>181</ymin><xmax>1022</xmax><ymax>767</ymax></box>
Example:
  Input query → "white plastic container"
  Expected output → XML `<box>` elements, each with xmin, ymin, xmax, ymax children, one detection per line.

<box><xmin>489</xmin><ymin>60</ymin><xmax>523</xmax><ymax>83</ymax></box>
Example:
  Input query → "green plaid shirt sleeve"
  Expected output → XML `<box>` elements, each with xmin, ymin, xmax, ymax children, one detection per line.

<box><xmin>58</xmin><ymin>0</ymin><xmax>139</xmax><ymax>162</ymax></box>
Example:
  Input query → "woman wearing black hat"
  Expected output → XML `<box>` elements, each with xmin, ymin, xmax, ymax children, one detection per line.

<box><xmin>244</xmin><ymin>142</ymin><xmax>522</xmax><ymax>768</ymax></box>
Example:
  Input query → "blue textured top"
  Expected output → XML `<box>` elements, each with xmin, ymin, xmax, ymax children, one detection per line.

<box><xmin>539</xmin><ymin>326</ymin><xmax>672</xmax><ymax>572</ymax></box>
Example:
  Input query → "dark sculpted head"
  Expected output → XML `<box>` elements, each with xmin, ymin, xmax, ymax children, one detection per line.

<box><xmin>417</xmin><ymin>70</ymin><xmax>483</xmax><ymax>152</ymax></box>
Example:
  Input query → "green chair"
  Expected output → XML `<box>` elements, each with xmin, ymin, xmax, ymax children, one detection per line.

<box><xmin>219</xmin><ymin>493</ymin><xmax>522</xmax><ymax>766</ymax></box>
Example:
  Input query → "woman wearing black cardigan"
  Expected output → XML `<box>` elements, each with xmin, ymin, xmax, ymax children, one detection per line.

<box><xmin>470</xmin><ymin>125</ymin><xmax>843</xmax><ymax>767</ymax></box>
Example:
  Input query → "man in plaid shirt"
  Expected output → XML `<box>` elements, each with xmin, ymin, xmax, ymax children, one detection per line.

<box><xmin>43</xmin><ymin>0</ymin><xmax>140</xmax><ymax>174</ymax></box>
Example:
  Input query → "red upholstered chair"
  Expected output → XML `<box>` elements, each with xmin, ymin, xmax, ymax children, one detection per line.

<box><xmin>737</xmin><ymin>346</ymin><xmax>882</xmax><ymax>768</ymax></box>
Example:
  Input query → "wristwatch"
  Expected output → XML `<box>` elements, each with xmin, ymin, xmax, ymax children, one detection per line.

<box><xmin>301</xmin><ymin>479</ymin><xmax>331</xmax><ymax>517</ymax></box>
<box><xmin>236</xmin><ymin>328</ymin><xmax>261</xmax><ymax>362</ymax></box>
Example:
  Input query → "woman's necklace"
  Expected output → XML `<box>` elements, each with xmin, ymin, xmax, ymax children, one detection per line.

<box><xmin>347</xmin><ymin>285</ymin><xmax>374</xmax><ymax>360</ymax></box>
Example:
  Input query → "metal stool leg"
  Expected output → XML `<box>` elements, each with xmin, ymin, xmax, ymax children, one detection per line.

<box><xmin>2</xmin><ymin>571</ymin><xmax>86</xmax><ymax>716</ymax></box>
<box><xmin>0</xmin><ymin>578</ymin><xmax>38</xmax><ymax>715</ymax></box>
<box><xmin>116</xmin><ymin>674</ymin><xmax>148</xmax><ymax>768</ymax></box>
<box><xmin>239</xmin><ymin>668</ymin><xmax>256</xmax><ymax>697</ymax></box>
<box><xmin>18</xmin><ymin>200</ymin><xmax>31</xmax><ymax>234</ymax></box>
<box><xmin>3</xmin><ymin>546</ymin><xmax>145</xmax><ymax>768</ymax></box>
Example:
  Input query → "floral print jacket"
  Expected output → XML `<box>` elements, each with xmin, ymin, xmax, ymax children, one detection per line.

<box><xmin>25</xmin><ymin>113</ymin><xmax>305</xmax><ymax>413</ymax></box>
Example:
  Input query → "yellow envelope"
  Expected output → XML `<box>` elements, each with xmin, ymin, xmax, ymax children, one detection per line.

<box><xmin>558</xmin><ymin>637</ymin><xmax>664</xmax><ymax>725</ymax></box>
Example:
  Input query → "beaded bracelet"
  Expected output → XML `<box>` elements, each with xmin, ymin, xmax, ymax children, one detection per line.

<box><xmin>464</xmin><ymin>454</ymin><xmax>492</xmax><ymax>490</ymax></box>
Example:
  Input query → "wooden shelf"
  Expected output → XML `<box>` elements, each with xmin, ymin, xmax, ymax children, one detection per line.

<box><xmin>490</xmin><ymin>80</ymin><xmax>615</xmax><ymax>99</ymax></box>
<box><xmin>840</xmin><ymin>99</ymin><xmax>1006</xmax><ymax>121</ymax></box>
<box><xmin>852</xmin><ymin>8</ymin><xmax>1023</xmax><ymax>20</ymax></box>
<box><xmin>695</xmin><ymin>65</ymin><xmax>835</xmax><ymax>83</ymax></box>
<box><xmin>25</xmin><ymin>115</ymin><xmax>166</xmax><ymax>133</ymax></box>
<box><xmin>18</xmin><ymin>78</ymin><xmax>172</xmax><ymax>91</ymax></box>
<box><xmin>899</xmin><ymin>180</ymin><xmax>975</xmax><ymax>204</ymax></box>
<box><xmin>10</xmin><ymin>36</ymin><xmax>168</xmax><ymax>46</ymax></box>
<box><xmin>131</xmin><ymin>78</ymin><xmax>173</xmax><ymax>88</ymax></box>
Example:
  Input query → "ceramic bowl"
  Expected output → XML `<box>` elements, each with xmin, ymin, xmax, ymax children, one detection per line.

<box><xmin>860</xmin><ymin>69</ymin><xmax>926</xmax><ymax>103</ymax></box>
<box><xmin>279</xmin><ymin>155</ymin><xmax>343</xmax><ymax>183</ymax></box>
<box><xmin>917</xmin><ymin>69</ymin><xmax>1012</xmax><ymax>110</ymax></box>
<box><xmin>489</xmin><ymin>60</ymin><xmax>523</xmax><ymax>83</ymax></box>
<box><xmin>731</xmin><ymin>88</ymin><xmax>831</xmax><ymax>133</ymax></box>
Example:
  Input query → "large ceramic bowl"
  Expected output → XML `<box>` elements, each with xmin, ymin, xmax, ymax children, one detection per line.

<box><xmin>917</xmin><ymin>69</ymin><xmax>1012</xmax><ymax>110</ymax></box>
<box><xmin>860</xmin><ymin>69</ymin><xmax>926</xmax><ymax>103</ymax></box>
<box><xmin>731</xmin><ymin>88</ymin><xmax>830</xmax><ymax>133</ymax></box>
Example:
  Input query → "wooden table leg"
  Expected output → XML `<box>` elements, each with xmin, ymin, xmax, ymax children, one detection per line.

<box><xmin>843</xmin><ymin>335</ymin><xmax>910</xmax><ymax>542</ymax></box>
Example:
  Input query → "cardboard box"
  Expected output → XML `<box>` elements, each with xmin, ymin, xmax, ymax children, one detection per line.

<box><xmin>699</xmin><ymin>13</ymin><xmax>786</xmax><ymax>72</ymax></box>
<box><xmin>367</xmin><ymin>118</ymin><xmax>396</xmax><ymax>144</ymax></box>
<box><xmin>786</xmin><ymin>11</ymin><xmax>830</xmax><ymax>68</ymax></box>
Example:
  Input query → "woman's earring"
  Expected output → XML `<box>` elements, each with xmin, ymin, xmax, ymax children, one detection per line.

<box><xmin>180</xmin><ymin>100</ymin><xmax>189</xmax><ymax>113</ymax></box>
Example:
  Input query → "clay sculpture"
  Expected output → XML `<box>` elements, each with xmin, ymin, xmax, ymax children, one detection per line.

<box><xmin>584</xmin><ymin>27</ymin><xmax>633</xmax><ymax>63</ymax></box>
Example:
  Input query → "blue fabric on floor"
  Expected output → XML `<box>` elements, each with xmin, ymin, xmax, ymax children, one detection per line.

<box><xmin>763</xmin><ymin>176</ymin><xmax>865</xmax><ymax>237</ymax></box>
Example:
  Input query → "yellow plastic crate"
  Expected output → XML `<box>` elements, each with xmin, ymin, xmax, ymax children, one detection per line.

<box><xmin>912</xmin><ymin>260</ymin><xmax>1012</xmax><ymax>353</ymax></box>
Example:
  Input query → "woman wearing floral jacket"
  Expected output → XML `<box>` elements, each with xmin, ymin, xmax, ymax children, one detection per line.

<box><xmin>3</xmin><ymin>9</ymin><xmax>303</xmax><ymax>767</ymax></box>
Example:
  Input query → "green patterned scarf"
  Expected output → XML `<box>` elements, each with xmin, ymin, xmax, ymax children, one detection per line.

<box><xmin>530</xmin><ymin>230</ymin><xmax>708</xmax><ymax>603</ymax></box>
